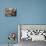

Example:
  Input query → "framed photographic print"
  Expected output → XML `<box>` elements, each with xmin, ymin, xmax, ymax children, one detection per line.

<box><xmin>5</xmin><ymin>8</ymin><xmax>16</xmax><ymax>16</ymax></box>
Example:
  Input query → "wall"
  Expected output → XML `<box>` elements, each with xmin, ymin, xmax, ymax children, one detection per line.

<box><xmin>0</xmin><ymin>0</ymin><xmax>46</xmax><ymax>44</ymax></box>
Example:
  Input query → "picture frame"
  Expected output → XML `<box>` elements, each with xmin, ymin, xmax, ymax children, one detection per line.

<box><xmin>5</xmin><ymin>8</ymin><xmax>16</xmax><ymax>16</ymax></box>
